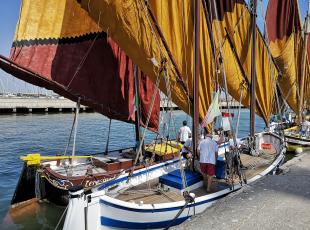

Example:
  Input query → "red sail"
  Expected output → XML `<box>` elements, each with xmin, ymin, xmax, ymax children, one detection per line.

<box><xmin>3</xmin><ymin>0</ymin><xmax>159</xmax><ymax>131</ymax></box>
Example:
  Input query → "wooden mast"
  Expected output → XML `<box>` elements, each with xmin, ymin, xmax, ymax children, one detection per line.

<box><xmin>299</xmin><ymin>0</ymin><xmax>310</xmax><ymax>123</ymax></box>
<box><xmin>193</xmin><ymin>0</ymin><xmax>201</xmax><ymax>158</ymax></box>
<box><xmin>133</xmin><ymin>64</ymin><xmax>143</xmax><ymax>153</ymax></box>
<box><xmin>250</xmin><ymin>0</ymin><xmax>257</xmax><ymax>138</ymax></box>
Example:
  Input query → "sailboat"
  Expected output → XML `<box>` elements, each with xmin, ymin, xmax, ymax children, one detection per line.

<box><xmin>266</xmin><ymin>0</ymin><xmax>310</xmax><ymax>152</ymax></box>
<box><xmin>62</xmin><ymin>1</ymin><xmax>286</xmax><ymax>229</ymax></box>
<box><xmin>0</xmin><ymin>0</ymin><xmax>171</xmax><ymax>207</ymax></box>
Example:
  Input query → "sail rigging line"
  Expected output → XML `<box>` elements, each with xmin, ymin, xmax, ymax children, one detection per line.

<box><xmin>215</xmin><ymin>3</ymin><xmax>248</xmax><ymax>56</ymax></box>
<box><xmin>280</xmin><ymin>81</ymin><xmax>299</xmax><ymax>112</ymax></box>
<box><xmin>257</xmin><ymin>0</ymin><xmax>282</xmax><ymax>117</ymax></box>
<box><xmin>224</xmin><ymin>28</ymin><xmax>270</xmax><ymax>124</ymax></box>
<box><xmin>299</xmin><ymin>1</ymin><xmax>310</xmax><ymax>122</ymax></box>
<box><xmin>211</xmin><ymin>0</ymin><xmax>231</xmax><ymax>115</ymax></box>
<box><xmin>142</xmin><ymin>1</ymin><xmax>190</xmax><ymax>98</ymax></box>
<box><xmin>133</xmin><ymin>61</ymin><xmax>163</xmax><ymax>166</ymax></box>
<box><xmin>235</xmin><ymin>82</ymin><xmax>245</xmax><ymax>138</ymax></box>
<box><xmin>104</xmin><ymin>119</ymin><xmax>112</xmax><ymax>155</ymax></box>
<box><xmin>66</xmin><ymin>33</ymin><xmax>99</xmax><ymax>89</ymax></box>
<box><xmin>211</xmin><ymin>0</ymin><xmax>239</xmax><ymax>147</ymax></box>
<box><xmin>162</xmin><ymin>60</ymin><xmax>178</xmax><ymax>143</ymax></box>
<box><xmin>202</xmin><ymin>0</ymin><xmax>220</xmax><ymax>89</ymax></box>
<box><xmin>72</xmin><ymin>97</ymin><xmax>81</xmax><ymax>156</ymax></box>
<box><xmin>181</xmin><ymin>0</ymin><xmax>192</xmax><ymax>118</ymax></box>
<box><xmin>54</xmin><ymin>204</ymin><xmax>69</xmax><ymax>230</ymax></box>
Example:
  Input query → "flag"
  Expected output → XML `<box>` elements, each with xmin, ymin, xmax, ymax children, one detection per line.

<box><xmin>202</xmin><ymin>91</ymin><xmax>221</xmax><ymax>127</ymax></box>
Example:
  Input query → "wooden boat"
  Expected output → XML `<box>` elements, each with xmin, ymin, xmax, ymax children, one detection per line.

<box><xmin>284</xmin><ymin>125</ymin><xmax>310</xmax><ymax>152</ymax></box>
<box><xmin>13</xmin><ymin>140</ymin><xmax>231</xmax><ymax>206</ymax></box>
<box><xmin>12</xmin><ymin>141</ymin><xmax>185</xmax><ymax>206</ymax></box>
<box><xmin>63</xmin><ymin>132</ymin><xmax>285</xmax><ymax>230</ymax></box>
<box><xmin>0</xmin><ymin>0</ymin><xmax>163</xmax><ymax>207</ymax></box>
<box><xmin>62</xmin><ymin>0</ymin><xmax>287</xmax><ymax>229</ymax></box>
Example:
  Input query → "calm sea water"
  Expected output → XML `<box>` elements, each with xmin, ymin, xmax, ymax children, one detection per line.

<box><xmin>0</xmin><ymin>110</ymin><xmax>265</xmax><ymax>229</ymax></box>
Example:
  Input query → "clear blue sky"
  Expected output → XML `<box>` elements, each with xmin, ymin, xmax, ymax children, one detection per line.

<box><xmin>0</xmin><ymin>0</ymin><xmax>309</xmax><ymax>93</ymax></box>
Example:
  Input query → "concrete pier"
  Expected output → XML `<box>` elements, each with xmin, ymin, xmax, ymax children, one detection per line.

<box><xmin>0</xmin><ymin>96</ymin><xmax>244</xmax><ymax>114</ymax></box>
<box><xmin>174</xmin><ymin>152</ymin><xmax>310</xmax><ymax>230</ymax></box>
<box><xmin>0</xmin><ymin>97</ymin><xmax>91</xmax><ymax>113</ymax></box>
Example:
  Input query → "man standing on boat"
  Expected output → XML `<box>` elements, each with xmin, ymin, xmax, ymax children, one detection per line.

<box><xmin>177</xmin><ymin>120</ymin><xmax>192</xmax><ymax>144</ymax></box>
<box><xmin>198</xmin><ymin>130</ymin><xmax>218</xmax><ymax>192</ymax></box>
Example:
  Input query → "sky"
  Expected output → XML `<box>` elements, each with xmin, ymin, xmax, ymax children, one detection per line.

<box><xmin>0</xmin><ymin>0</ymin><xmax>309</xmax><ymax>94</ymax></box>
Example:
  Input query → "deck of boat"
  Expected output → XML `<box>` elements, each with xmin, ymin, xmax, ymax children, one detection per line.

<box><xmin>114</xmin><ymin>150</ymin><xmax>278</xmax><ymax>205</ymax></box>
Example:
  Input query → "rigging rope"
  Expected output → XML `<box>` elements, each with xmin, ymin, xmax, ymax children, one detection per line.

<box><xmin>54</xmin><ymin>205</ymin><xmax>68</xmax><ymax>230</ymax></box>
<box><xmin>235</xmin><ymin>83</ymin><xmax>245</xmax><ymax>138</ymax></box>
<box><xmin>133</xmin><ymin>62</ymin><xmax>162</xmax><ymax>166</ymax></box>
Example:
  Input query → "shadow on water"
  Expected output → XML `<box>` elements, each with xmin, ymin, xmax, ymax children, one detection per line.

<box><xmin>1</xmin><ymin>202</ymin><xmax>65</xmax><ymax>230</ymax></box>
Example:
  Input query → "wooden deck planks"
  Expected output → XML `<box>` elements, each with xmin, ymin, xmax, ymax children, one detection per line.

<box><xmin>114</xmin><ymin>152</ymin><xmax>278</xmax><ymax>205</ymax></box>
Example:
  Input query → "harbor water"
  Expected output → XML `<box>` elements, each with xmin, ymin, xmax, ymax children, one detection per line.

<box><xmin>0</xmin><ymin>110</ymin><xmax>265</xmax><ymax>229</ymax></box>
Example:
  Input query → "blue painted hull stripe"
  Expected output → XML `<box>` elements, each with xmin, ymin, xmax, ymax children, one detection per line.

<box><xmin>101</xmin><ymin>216</ymin><xmax>188</xmax><ymax>229</ymax></box>
<box><xmin>100</xmin><ymin>192</ymin><xmax>228</xmax><ymax>213</ymax></box>
<box><xmin>98</xmin><ymin>143</ymin><xmax>230</xmax><ymax>191</ymax></box>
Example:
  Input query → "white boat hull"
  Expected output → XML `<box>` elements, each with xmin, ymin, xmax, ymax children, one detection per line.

<box><xmin>63</xmin><ymin>132</ymin><xmax>285</xmax><ymax>230</ymax></box>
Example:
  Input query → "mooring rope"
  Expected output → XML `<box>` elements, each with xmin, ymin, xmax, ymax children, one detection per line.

<box><xmin>54</xmin><ymin>205</ymin><xmax>68</xmax><ymax>230</ymax></box>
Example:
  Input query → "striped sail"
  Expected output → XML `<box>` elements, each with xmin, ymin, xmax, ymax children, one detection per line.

<box><xmin>1</xmin><ymin>0</ymin><xmax>160</xmax><ymax>131</ymax></box>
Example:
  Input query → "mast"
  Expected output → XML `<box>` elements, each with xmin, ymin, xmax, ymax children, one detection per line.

<box><xmin>250</xmin><ymin>0</ymin><xmax>257</xmax><ymax>137</ymax></box>
<box><xmin>193</xmin><ymin>0</ymin><xmax>201</xmax><ymax>158</ymax></box>
<box><xmin>133</xmin><ymin>64</ymin><xmax>143</xmax><ymax>152</ymax></box>
<box><xmin>299</xmin><ymin>0</ymin><xmax>310</xmax><ymax>123</ymax></box>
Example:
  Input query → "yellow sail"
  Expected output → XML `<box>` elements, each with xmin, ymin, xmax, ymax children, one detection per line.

<box><xmin>266</xmin><ymin>0</ymin><xmax>309</xmax><ymax>113</ymax></box>
<box><xmin>78</xmin><ymin>0</ymin><xmax>216</xmax><ymax>120</ymax></box>
<box><xmin>77</xmin><ymin>0</ymin><xmax>279</xmax><ymax>124</ymax></box>
<box><xmin>208</xmin><ymin>1</ymin><xmax>279</xmax><ymax>123</ymax></box>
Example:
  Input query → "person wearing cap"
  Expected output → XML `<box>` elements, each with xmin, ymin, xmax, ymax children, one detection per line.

<box><xmin>197</xmin><ymin>129</ymin><xmax>218</xmax><ymax>192</ymax></box>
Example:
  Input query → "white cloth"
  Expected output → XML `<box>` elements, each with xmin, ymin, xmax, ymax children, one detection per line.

<box><xmin>198</xmin><ymin>137</ymin><xmax>218</xmax><ymax>164</ymax></box>
<box><xmin>178</xmin><ymin>126</ymin><xmax>192</xmax><ymax>142</ymax></box>
<box><xmin>222</xmin><ymin>117</ymin><xmax>231</xmax><ymax>131</ymax></box>
<box><xmin>181</xmin><ymin>138</ymin><xmax>192</xmax><ymax>153</ymax></box>
<box><xmin>201</xmin><ymin>91</ymin><xmax>221</xmax><ymax>127</ymax></box>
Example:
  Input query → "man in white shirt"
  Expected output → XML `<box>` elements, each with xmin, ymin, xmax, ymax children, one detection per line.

<box><xmin>178</xmin><ymin>120</ymin><xmax>192</xmax><ymax>144</ymax></box>
<box><xmin>198</xmin><ymin>131</ymin><xmax>218</xmax><ymax>192</ymax></box>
